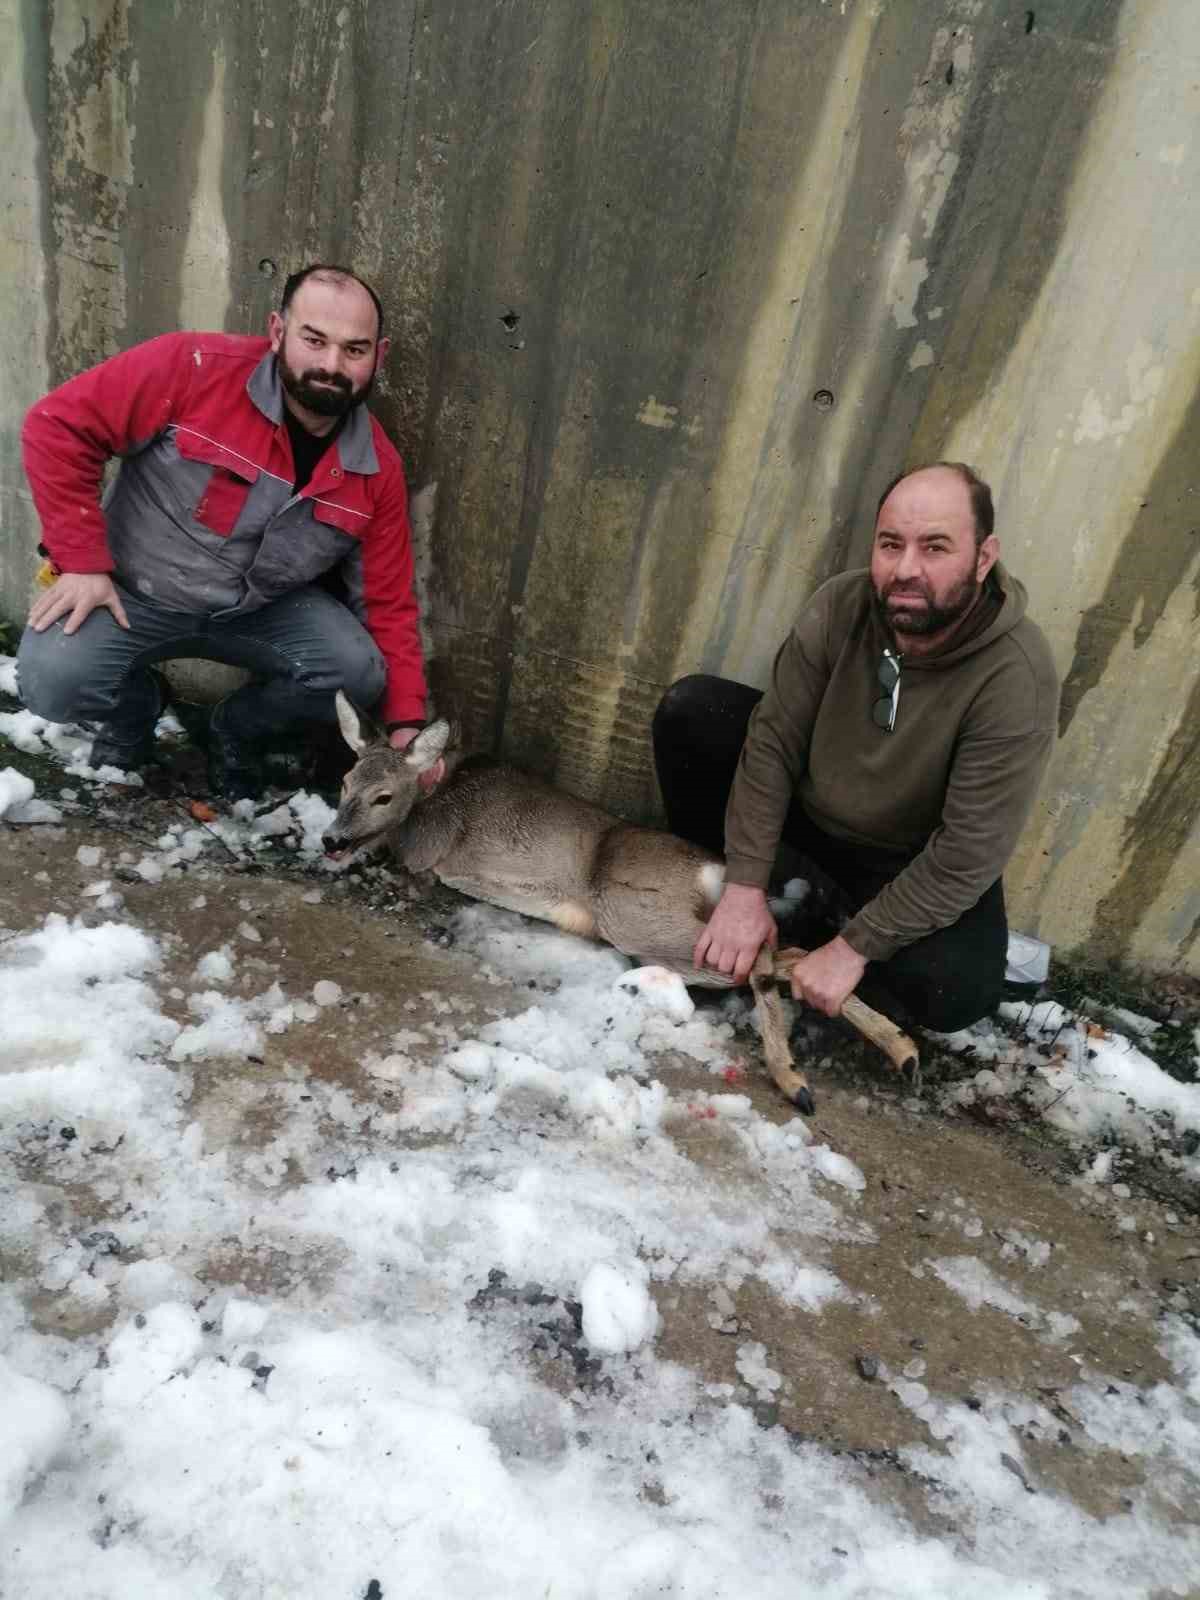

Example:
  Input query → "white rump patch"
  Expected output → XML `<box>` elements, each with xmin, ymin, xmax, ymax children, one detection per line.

<box><xmin>697</xmin><ymin>862</ymin><xmax>725</xmax><ymax>906</ymax></box>
<box><xmin>549</xmin><ymin>901</ymin><xmax>598</xmax><ymax>939</ymax></box>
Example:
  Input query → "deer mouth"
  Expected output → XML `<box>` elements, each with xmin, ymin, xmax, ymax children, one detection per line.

<box><xmin>323</xmin><ymin>826</ymin><xmax>389</xmax><ymax>864</ymax></box>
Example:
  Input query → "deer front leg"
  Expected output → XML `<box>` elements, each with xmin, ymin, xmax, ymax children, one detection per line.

<box><xmin>749</xmin><ymin>952</ymin><xmax>815</xmax><ymax>1115</ymax></box>
<box><xmin>773</xmin><ymin>947</ymin><xmax>919</xmax><ymax>1079</ymax></box>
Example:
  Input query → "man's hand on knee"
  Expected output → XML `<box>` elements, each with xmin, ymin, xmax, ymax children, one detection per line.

<box><xmin>789</xmin><ymin>934</ymin><xmax>867</xmax><ymax>1017</ymax></box>
<box><xmin>29</xmin><ymin>573</ymin><xmax>129</xmax><ymax>636</ymax></box>
<box><xmin>694</xmin><ymin>883</ymin><xmax>777</xmax><ymax>984</ymax></box>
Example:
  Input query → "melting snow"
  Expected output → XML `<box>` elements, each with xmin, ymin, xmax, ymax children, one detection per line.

<box><xmin>2</xmin><ymin>671</ymin><xmax>1200</xmax><ymax>1596</ymax></box>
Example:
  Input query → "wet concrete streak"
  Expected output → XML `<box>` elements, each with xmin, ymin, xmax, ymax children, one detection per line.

<box><xmin>1088</xmin><ymin>672</ymin><xmax>1200</xmax><ymax>961</ymax></box>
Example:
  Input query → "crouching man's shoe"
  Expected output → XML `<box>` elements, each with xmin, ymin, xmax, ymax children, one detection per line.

<box><xmin>89</xmin><ymin>729</ymin><xmax>156</xmax><ymax>775</ymax></box>
<box><xmin>207</xmin><ymin>707</ymin><xmax>267</xmax><ymax>802</ymax></box>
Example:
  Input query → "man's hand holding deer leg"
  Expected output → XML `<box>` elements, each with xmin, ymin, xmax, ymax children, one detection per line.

<box><xmin>694</xmin><ymin>883</ymin><xmax>777</xmax><ymax>985</ymax></box>
<box><xmin>788</xmin><ymin>935</ymin><xmax>867</xmax><ymax>1018</ymax></box>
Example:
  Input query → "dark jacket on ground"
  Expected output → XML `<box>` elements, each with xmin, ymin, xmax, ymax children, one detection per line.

<box><xmin>723</xmin><ymin>565</ymin><xmax>1060</xmax><ymax>961</ymax></box>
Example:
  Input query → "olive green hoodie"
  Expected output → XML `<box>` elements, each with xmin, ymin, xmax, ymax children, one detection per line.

<box><xmin>724</xmin><ymin>564</ymin><xmax>1060</xmax><ymax>961</ymax></box>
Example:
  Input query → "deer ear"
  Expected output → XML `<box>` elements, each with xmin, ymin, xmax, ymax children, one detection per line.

<box><xmin>335</xmin><ymin>690</ymin><xmax>384</xmax><ymax>755</ymax></box>
<box><xmin>403</xmin><ymin>718</ymin><xmax>451</xmax><ymax>771</ymax></box>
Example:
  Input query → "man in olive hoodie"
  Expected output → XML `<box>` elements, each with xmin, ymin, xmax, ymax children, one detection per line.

<box><xmin>652</xmin><ymin>462</ymin><xmax>1059</xmax><ymax>1033</ymax></box>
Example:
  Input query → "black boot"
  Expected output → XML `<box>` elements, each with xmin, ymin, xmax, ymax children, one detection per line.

<box><xmin>88</xmin><ymin>669</ymin><xmax>168</xmax><ymax>773</ymax></box>
<box><xmin>88</xmin><ymin>729</ymin><xmax>158</xmax><ymax>774</ymax></box>
<box><xmin>207</xmin><ymin>701</ymin><xmax>268</xmax><ymax>802</ymax></box>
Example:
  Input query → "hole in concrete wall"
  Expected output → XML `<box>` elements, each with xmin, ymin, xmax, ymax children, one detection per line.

<box><xmin>1025</xmin><ymin>10</ymin><xmax>1035</xmax><ymax>33</ymax></box>
<box><xmin>945</xmin><ymin>62</ymin><xmax>954</xmax><ymax>86</ymax></box>
<box><xmin>813</xmin><ymin>389</ymin><xmax>835</xmax><ymax>411</ymax></box>
<box><xmin>258</xmin><ymin>258</ymin><xmax>277</xmax><ymax>277</ymax></box>
<box><xmin>500</xmin><ymin>311</ymin><xmax>520</xmax><ymax>331</ymax></box>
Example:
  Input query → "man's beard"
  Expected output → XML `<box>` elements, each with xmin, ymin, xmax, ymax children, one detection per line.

<box><xmin>277</xmin><ymin>350</ymin><xmax>374</xmax><ymax>418</ymax></box>
<box><xmin>874</xmin><ymin>570</ymin><xmax>981</xmax><ymax>638</ymax></box>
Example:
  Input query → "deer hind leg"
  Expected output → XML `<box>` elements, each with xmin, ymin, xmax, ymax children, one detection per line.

<box><xmin>749</xmin><ymin>952</ymin><xmax>815</xmax><ymax>1115</ymax></box>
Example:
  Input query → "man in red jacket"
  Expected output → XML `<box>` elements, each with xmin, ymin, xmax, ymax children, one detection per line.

<box><xmin>18</xmin><ymin>263</ymin><xmax>430</xmax><ymax>799</ymax></box>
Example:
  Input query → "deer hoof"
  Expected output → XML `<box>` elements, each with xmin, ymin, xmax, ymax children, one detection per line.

<box><xmin>792</xmin><ymin>1085</ymin><xmax>815</xmax><ymax>1115</ymax></box>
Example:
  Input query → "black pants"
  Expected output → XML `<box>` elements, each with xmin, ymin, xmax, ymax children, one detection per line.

<box><xmin>652</xmin><ymin>675</ymin><xmax>1007</xmax><ymax>1033</ymax></box>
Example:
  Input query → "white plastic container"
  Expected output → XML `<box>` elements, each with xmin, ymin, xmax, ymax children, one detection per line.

<box><xmin>1006</xmin><ymin>930</ymin><xmax>1050</xmax><ymax>986</ymax></box>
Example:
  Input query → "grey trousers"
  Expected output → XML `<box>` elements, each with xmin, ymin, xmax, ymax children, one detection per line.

<box><xmin>16</xmin><ymin>582</ymin><xmax>386</xmax><ymax>750</ymax></box>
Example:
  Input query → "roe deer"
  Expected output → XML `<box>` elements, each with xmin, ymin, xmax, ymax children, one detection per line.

<box><xmin>323</xmin><ymin>696</ymin><xmax>919</xmax><ymax>1110</ymax></box>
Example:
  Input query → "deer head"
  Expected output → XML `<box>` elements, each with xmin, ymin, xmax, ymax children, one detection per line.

<box><xmin>322</xmin><ymin>691</ymin><xmax>451</xmax><ymax>861</ymax></box>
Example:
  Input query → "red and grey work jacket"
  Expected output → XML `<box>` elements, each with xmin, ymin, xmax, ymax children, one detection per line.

<box><xmin>21</xmin><ymin>332</ymin><xmax>426</xmax><ymax>725</ymax></box>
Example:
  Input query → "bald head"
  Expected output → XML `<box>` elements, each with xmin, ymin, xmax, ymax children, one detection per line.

<box><xmin>876</xmin><ymin>461</ymin><xmax>993</xmax><ymax>549</ymax></box>
<box><xmin>280</xmin><ymin>263</ymin><xmax>384</xmax><ymax>340</ymax></box>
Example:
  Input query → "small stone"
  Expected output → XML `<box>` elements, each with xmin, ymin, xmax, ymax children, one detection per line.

<box><xmin>114</xmin><ymin>866</ymin><xmax>141</xmax><ymax>884</ymax></box>
<box><xmin>902</xmin><ymin>1358</ymin><xmax>927</xmax><ymax>1380</ymax></box>
<box><xmin>80</xmin><ymin>1231</ymin><xmax>122</xmax><ymax>1256</ymax></box>
<box><xmin>1000</xmin><ymin>1452</ymin><xmax>1036</xmax><ymax>1493</ymax></box>
<box><xmin>707</xmin><ymin>1314</ymin><xmax>740</xmax><ymax>1335</ymax></box>
<box><xmin>855</xmin><ymin>1354</ymin><xmax>879</xmax><ymax>1381</ymax></box>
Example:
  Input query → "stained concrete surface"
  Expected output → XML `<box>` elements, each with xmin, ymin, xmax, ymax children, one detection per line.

<box><xmin>5</xmin><ymin>1</ymin><xmax>1200</xmax><ymax>972</ymax></box>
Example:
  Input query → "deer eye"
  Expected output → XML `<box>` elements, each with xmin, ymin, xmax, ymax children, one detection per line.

<box><xmin>372</xmin><ymin>793</ymin><xmax>392</xmax><ymax>807</ymax></box>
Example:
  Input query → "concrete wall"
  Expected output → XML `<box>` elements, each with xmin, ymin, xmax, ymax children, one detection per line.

<box><xmin>3</xmin><ymin>0</ymin><xmax>1198</xmax><ymax>976</ymax></box>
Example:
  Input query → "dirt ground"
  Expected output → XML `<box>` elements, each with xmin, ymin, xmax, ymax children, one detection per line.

<box><xmin>3</xmin><ymin>791</ymin><xmax>1198</xmax><ymax>1547</ymax></box>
